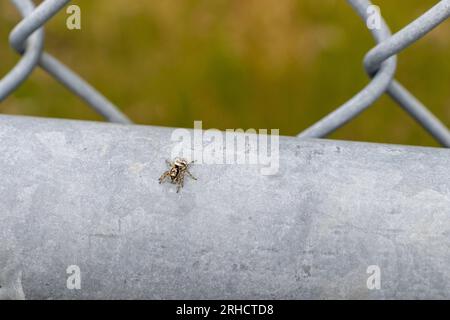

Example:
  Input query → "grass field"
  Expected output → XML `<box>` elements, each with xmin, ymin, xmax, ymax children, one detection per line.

<box><xmin>0</xmin><ymin>0</ymin><xmax>449</xmax><ymax>146</ymax></box>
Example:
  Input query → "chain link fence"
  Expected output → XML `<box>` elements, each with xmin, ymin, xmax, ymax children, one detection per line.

<box><xmin>1</xmin><ymin>0</ymin><xmax>449</xmax><ymax>147</ymax></box>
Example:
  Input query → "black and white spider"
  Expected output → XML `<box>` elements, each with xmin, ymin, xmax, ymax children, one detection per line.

<box><xmin>158</xmin><ymin>158</ymin><xmax>197</xmax><ymax>193</ymax></box>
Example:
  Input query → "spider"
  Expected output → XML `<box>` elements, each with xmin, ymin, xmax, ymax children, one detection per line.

<box><xmin>158</xmin><ymin>158</ymin><xmax>197</xmax><ymax>193</ymax></box>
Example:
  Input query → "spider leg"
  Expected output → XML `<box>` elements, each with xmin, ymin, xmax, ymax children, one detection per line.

<box><xmin>165</xmin><ymin>159</ymin><xmax>173</xmax><ymax>168</ymax></box>
<box><xmin>159</xmin><ymin>171</ymin><xmax>170</xmax><ymax>184</ymax></box>
<box><xmin>176</xmin><ymin>174</ymin><xmax>184</xmax><ymax>193</ymax></box>
<box><xmin>186</xmin><ymin>169</ymin><xmax>197</xmax><ymax>180</ymax></box>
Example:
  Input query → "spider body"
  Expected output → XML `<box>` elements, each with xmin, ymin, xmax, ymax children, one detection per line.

<box><xmin>159</xmin><ymin>158</ymin><xmax>197</xmax><ymax>193</ymax></box>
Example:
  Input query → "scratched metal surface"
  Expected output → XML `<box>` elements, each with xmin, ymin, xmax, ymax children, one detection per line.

<box><xmin>0</xmin><ymin>115</ymin><xmax>449</xmax><ymax>299</ymax></box>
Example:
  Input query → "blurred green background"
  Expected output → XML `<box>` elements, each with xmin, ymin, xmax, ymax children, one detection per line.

<box><xmin>0</xmin><ymin>0</ymin><xmax>449</xmax><ymax>146</ymax></box>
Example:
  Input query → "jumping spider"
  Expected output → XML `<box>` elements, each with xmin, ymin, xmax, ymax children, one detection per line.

<box><xmin>159</xmin><ymin>158</ymin><xmax>197</xmax><ymax>193</ymax></box>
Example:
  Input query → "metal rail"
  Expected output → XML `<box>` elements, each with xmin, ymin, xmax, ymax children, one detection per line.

<box><xmin>0</xmin><ymin>115</ymin><xmax>449</xmax><ymax>299</ymax></box>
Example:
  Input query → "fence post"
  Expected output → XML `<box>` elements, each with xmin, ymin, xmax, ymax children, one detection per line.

<box><xmin>0</xmin><ymin>115</ymin><xmax>449</xmax><ymax>299</ymax></box>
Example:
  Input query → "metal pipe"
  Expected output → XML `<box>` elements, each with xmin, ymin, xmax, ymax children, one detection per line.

<box><xmin>0</xmin><ymin>115</ymin><xmax>449</xmax><ymax>299</ymax></box>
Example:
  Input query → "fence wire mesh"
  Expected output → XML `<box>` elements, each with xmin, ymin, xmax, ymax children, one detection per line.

<box><xmin>0</xmin><ymin>0</ymin><xmax>449</xmax><ymax>147</ymax></box>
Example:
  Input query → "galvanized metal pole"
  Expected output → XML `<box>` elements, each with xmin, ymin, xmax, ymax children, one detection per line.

<box><xmin>0</xmin><ymin>115</ymin><xmax>449</xmax><ymax>299</ymax></box>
